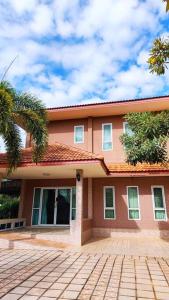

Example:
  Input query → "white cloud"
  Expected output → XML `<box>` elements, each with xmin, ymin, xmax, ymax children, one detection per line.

<box><xmin>30</xmin><ymin>4</ymin><xmax>54</xmax><ymax>35</ymax></box>
<box><xmin>9</xmin><ymin>0</ymin><xmax>37</xmax><ymax>14</ymax></box>
<box><xmin>0</xmin><ymin>0</ymin><xmax>168</xmax><ymax>109</ymax></box>
<box><xmin>0</xmin><ymin>0</ymin><xmax>168</xmax><ymax>151</ymax></box>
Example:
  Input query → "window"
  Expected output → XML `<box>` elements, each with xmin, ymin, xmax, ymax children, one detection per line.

<box><xmin>102</xmin><ymin>123</ymin><xmax>112</xmax><ymax>151</ymax></box>
<box><xmin>127</xmin><ymin>187</ymin><xmax>140</xmax><ymax>220</ymax></box>
<box><xmin>152</xmin><ymin>186</ymin><xmax>167</xmax><ymax>221</ymax></box>
<box><xmin>32</xmin><ymin>188</ymin><xmax>41</xmax><ymax>225</ymax></box>
<box><xmin>104</xmin><ymin>187</ymin><xmax>115</xmax><ymax>219</ymax></box>
<box><xmin>123</xmin><ymin>122</ymin><xmax>133</xmax><ymax>136</ymax></box>
<box><xmin>74</xmin><ymin>126</ymin><xmax>84</xmax><ymax>143</ymax></box>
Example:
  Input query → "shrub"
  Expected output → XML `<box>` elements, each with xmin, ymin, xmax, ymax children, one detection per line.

<box><xmin>0</xmin><ymin>195</ymin><xmax>19</xmax><ymax>219</ymax></box>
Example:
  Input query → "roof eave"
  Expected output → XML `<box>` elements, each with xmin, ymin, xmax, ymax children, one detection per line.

<box><xmin>47</xmin><ymin>97</ymin><xmax>169</xmax><ymax>121</ymax></box>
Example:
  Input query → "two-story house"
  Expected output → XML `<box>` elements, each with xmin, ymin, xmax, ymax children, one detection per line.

<box><xmin>0</xmin><ymin>96</ymin><xmax>169</xmax><ymax>245</ymax></box>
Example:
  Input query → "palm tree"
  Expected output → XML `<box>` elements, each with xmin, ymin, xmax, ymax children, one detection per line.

<box><xmin>0</xmin><ymin>81</ymin><xmax>48</xmax><ymax>174</ymax></box>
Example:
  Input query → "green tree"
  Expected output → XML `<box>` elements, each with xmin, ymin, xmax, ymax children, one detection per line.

<box><xmin>121</xmin><ymin>0</ymin><xmax>169</xmax><ymax>165</ymax></box>
<box><xmin>121</xmin><ymin>111</ymin><xmax>169</xmax><ymax>165</ymax></box>
<box><xmin>0</xmin><ymin>81</ymin><xmax>48</xmax><ymax>173</ymax></box>
<box><xmin>165</xmin><ymin>0</ymin><xmax>169</xmax><ymax>11</ymax></box>
<box><xmin>148</xmin><ymin>0</ymin><xmax>169</xmax><ymax>74</ymax></box>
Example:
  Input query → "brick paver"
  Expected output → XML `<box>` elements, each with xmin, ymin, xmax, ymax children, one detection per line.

<box><xmin>0</xmin><ymin>249</ymin><xmax>62</xmax><ymax>298</ymax></box>
<box><xmin>1</xmin><ymin>249</ymin><xmax>169</xmax><ymax>299</ymax></box>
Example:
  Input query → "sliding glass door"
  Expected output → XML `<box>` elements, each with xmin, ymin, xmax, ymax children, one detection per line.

<box><xmin>32</xmin><ymin>187</ymin><xmax>76</xmax><ymax>226</ymax></box>
<box><xmin>56</xmin><ymin>188</ymin><xmax>71</xmax><ymax>225</ymax></box>
<box><xmin>41</xmin><ymin>189</ymin><xmax>55</xmax><ymax>225</ymax></box>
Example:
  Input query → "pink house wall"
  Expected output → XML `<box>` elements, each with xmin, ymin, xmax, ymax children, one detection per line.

<box><xmin>21</xmin><ymin>176</ymin><xmax>169</xmax><ymax>231</ymax></box>
<box><xmin>92</xmin><ymin>116</ymin><xmax>125</xmax><ymax>162</ymax></box>
<box><xmin>93</xmin><ymin>177</ymin><xmax>169</xmax><ymax>230</ymax></box>
<box><xmin>26</xmin><ymin>115</ymin><xmax>126</xmax><ymax>163</ymax></box>
<box><xmin>25</xmin><ymin>114</ymin><xmax>169</xmax><ymax>163</ymax></box>
<box><xmin>47</xmin><ymin>119</ymin><xmax>89</xmax><ymax>151</ymax></box>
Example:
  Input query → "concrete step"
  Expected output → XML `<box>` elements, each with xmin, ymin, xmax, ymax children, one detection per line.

<box><xmin>0</xmin><ymin>231</ymin><xmax>72</xmax><ymax>250</ymax></box>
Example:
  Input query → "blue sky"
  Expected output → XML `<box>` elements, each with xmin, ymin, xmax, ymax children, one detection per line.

<box><xmin>0</xmin><ymin>0</ymin><xmax>169</xmax><ymax>109</ymax></box>
<box><xmin>0</xmin><ymin>0</ymin><xmax>169</xmax><ymax>151</ymax></box>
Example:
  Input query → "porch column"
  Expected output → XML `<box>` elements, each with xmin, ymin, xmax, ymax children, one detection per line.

<box><xmin>88</xmin><ymin>178</ymin><xmax>93</xmax><ymax>219</ymax></box>
<box><xmin>71</xmin><ymin>169</ymin><xmax>83</xmax><ymax>245</ymax></box>
<box><xmin>18</xmin><ymin>180</ymin><xmax>26</xmax><ymax>219</ymax></box>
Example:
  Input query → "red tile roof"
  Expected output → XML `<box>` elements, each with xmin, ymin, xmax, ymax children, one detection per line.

<box><xmin>0</xmin><ymin>142</ymin><xmax>107</xmax><ymax>168</ymax></box>
<box><xmin>0</xmin><ymin>143</ymin><xmax>168</xmax><ymax>175</ymax></box>
<box><xmin>108</xmin><ymin>163</ymin><xmax>169</xmax><ymax>173</ymax></box>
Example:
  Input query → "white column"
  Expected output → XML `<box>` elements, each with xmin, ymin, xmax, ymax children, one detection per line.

<box><xmin>71</xmin><ymin>169</ymin><xmax>83</xmax><ymax>245</ymax></box>
<box><xmin>88</xmin><ymin>178</ymin><xmax>93</xmax><ymax>219</ymax></box>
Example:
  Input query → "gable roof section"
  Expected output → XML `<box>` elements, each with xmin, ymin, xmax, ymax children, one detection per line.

<box><xmin>0</xmin><ymin>143</ymin><xmax>109</xmax><ymax>174</ymax></box>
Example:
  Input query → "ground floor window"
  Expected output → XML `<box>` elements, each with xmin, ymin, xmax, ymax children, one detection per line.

<box><xmin>104</xmin><ymin>187</ymin><xmax>115</xmax><ymax>219</ymax></box>
<box><xmin>32</xmin><ymin>187</ymin><xmax>76</xmax><ymax>226</ymax></box>
<box><xmin>152</xmin><ymin>186</ymin><xmax>167</xmax><ymax>221</ymax></box>
<box><xmin>127</xmin><ymin>186</ymin><xmax>140</xmax><ymax>220</ymax></box>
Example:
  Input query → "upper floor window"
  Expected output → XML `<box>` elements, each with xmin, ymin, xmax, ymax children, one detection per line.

<box><xmin>102</xmin><ymin>123</ymin><xmax>112</xmax><ymax>151</ymax></box>
<box><xmin>152</xmin><ymin>186</ymin><xmax>167</xmax><ymax>221</ymax></box>
<box><xmin>123</xmin><ymin>122</ymin><xmax>133</xmax><ymax>136</ymax></box>
<box><xmin>74</xmin><ymin>125</ymin><xmax>84</xmax><ymax>144</ymax></box>
<box><xmin>127</xmin><ymin>186</ymin><xmax>140</xmax><ymax>220</ymax></box>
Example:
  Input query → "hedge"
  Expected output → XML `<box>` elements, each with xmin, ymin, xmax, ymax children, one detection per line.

<box><xmin>0</xmin><ymin>195</ymin><xmax>19</xmax><ymax>219</ymax></box>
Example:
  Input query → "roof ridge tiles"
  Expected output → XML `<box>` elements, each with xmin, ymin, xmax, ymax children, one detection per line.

<box><xmin>46</xmin><ymin>94</ymin><xmax>169</xmax><ymax>111</ymax></box>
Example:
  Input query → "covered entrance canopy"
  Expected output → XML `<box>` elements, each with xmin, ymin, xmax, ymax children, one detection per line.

<box><xmin>0</xmin><ymin>142</ymin><xmax>109</xmax><ymax>179</ymax></box>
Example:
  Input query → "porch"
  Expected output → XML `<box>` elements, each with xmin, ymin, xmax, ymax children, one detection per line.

<box><xmin>0</xmin><ymin>143</ymin><xmax>107</xmax><ymax>246</ymax></box>
<box><xmin>0</xmin><ymin>226</ymin><xmax>72</xmax><ymax>250</ymax></box>
<box><xmin>1</xmin><ymin>227</ymin><xmax>169</xmax><ymax>257</ymax></box>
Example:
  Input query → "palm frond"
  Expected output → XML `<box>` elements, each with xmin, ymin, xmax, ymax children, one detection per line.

<box><xmin>14</xmin><ymin>109</ymin><xmax>48</xmax><ymax>163</ymax></box>
<box><xmin>14</xmin><ymin>93</ymin><xmax>47</xmax><ymax>121</ymax></box>
<box><xmin>0</xmin><ymin>81</ymin><xmax>48</xmax><ymax>173</ymax></box>
<box><xmin>2</xmin><ymin>120</ymin><xmax>22</xmax><ymax>174</ymax></box>
<box><xmin>0</xmin><ymin>81</ymin><xmax>17</xmax><ymax>99</ymax></box>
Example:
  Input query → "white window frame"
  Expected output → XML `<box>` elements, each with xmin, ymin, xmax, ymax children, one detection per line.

<box><xmin>102</xmin><ymin>123</ymin><xmax>113</xmax><ymax>151</ymax></box>
<box><xmin>151</xmin><ymin>186</ymin><xmax>167</xmax><ymax>221</ymax></box>
<box><xmin>74</xmin><ymin>125</ymin><xmax>84</xmax><ymax>144</ymax></box>
<box><xmin>127</xmin><ymin>186</ymin><xmax>141</xmax><ymax>220</ymax></box>
<box><xmin>104</xmin><ymin>186</ymin><xmax>116</xmax><ymax>220</ymax></box>
<box><xmin>123</xmin><ymin>121</ymin><xmax>128</xmax><ymax>134</ymax></box>
<box><xmin>31</xmin><ymin>188</ymin><xmax>42</xmax><ymax>226</ymax></box>
<box><xmin>71</xmin><ymin>187</ymin><xmax>76</xmax><ymax>221</ymax></box>
<box><xmin>123</xmin><ymin>121</ymin><xmax>133</xmax><ymax>136</ymax></box>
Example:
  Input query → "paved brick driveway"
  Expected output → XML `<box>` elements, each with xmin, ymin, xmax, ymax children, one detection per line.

<box><xmin>1</xmin><ymin>249</ymin><xmax>169</xmax><ymax>300</ymax></box>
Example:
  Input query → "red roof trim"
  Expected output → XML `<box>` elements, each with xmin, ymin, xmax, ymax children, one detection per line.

<box><xmin>109</xmin><ymin>172</ymin><xmax>169</xmax><ymax>177</ymax></box>
<box><xmin>47</xmin><ymin>94</ymin><xmax>169</xmax><ymax>111</ymax></box>
<box><xmin>110</xmin><ymin>169</ymin><xmax>169</xmax><ymax>174</ymax></box>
